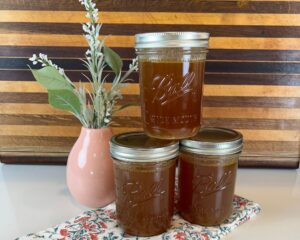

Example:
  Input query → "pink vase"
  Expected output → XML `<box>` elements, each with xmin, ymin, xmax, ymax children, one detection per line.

<box><xmin>66</xmin><ymin>127</ymin><xmax>115</xmax><ymax>208</ymax></box>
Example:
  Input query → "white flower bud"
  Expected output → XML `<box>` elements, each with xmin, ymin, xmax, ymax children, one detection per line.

<box><xmin>82</xmin><ymin>24</ymin><xmax>89</xmax><ymax>32</ymax></box>
<box><xmin>29</xmin><ymin>54</ymin><xmax>37</xmax><ymax>61</ymax></box>
<box><xmin>86</xmin><ymin>50</ymin><xmax>91</xmax><ymax>56</ymax></box>
<box><xmin>96</xmin><ymin>52</ymin><xmax>103</xmax><ymax>57</ymax></box>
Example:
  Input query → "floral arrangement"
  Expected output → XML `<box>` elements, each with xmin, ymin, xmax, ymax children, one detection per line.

<box><xmin>29</xmin><ymin>0</ymin><xmax>138</xmax><ymax>128</ymax></box>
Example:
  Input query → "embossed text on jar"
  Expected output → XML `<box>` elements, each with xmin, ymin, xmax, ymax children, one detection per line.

<box><xmin>178</xmin><ymin>152</ymin><xmax>238</xmax><ymax>226</ymax></box>
<box><xmin>135</xmin><ymin>32</ymin><xmax>209</xmax><ymax>139</ymax></box>
<box><xmin>114</xmin><ymin>160</ymin><xmax>176</xmax><ymax>237</ymax></box>
<box><xmin>140</xmin><ymin>61</ymin><xmax>205</xmax><ymax>139</ymax></box>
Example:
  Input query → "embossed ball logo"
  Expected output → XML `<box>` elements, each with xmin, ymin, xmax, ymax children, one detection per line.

<box><xmin>151</xmin><ymin>72</ymin><xmax>196</xmax><ymax>106</ymax></box>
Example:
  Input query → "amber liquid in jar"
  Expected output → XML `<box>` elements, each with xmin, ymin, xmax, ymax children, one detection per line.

<box><xmin>139</xmin><ymin>61</ymin><xmax>205</xmax><ymax>140</ymax></box>
<box><xmin>178</xmin><ymin>151</ymin><xmax>238</xmax><ymax>226</ymax></box>
<box><xmin>113</xmin><ymin>159</ymin><xmax>176</xmax><ymax>237</ymax></box>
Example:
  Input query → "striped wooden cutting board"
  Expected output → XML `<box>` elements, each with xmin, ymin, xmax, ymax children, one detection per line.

<box><xmin>0</xmin><ymin>0</ymin><xmax>299</xmax><ymax>168</ymax></box>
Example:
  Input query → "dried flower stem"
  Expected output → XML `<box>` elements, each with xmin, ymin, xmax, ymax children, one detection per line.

<box><xmin>29</xmin><ymin>0</ymin><xmax>138</xmax><ymax>129</ymax></box>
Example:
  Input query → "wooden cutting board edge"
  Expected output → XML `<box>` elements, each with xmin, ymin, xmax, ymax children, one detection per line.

<box><xmin>0</xmin><ymin>150</ymin><xmax>298</xmax><ymax>169</ymax></box>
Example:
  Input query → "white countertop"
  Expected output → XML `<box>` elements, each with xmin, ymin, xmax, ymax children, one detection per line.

<box><xmin>0</xmin><ymin>163</ymin><xmax>300</xmax><ymax>240</ymax></box>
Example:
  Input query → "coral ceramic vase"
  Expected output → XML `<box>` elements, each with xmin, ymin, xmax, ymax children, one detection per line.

<box><xmin>67</xmin><ymin>127</ymin><xmax>115</xmax><ymax>208</ymax></box>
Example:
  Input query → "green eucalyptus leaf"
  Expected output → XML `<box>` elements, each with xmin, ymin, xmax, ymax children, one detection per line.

<box><xmin>48</xmin><ymin>89</ymin><xmax>81</xmax><ymax>116</ymax></box>
<box><xmin>103</xmin><ymin>46</ymin><xmax>122</xmax><ymax>76</ymax></box>
<box><xmin>30</xmin><ymin>66</ymin><xmax>73</xmax><ymax>90</ymax></box>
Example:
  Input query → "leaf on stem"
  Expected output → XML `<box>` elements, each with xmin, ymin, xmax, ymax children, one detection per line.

<box><xmin>30</xmin><ymin>66</ymin><xmax>73</xmax><ymax>91</ymax></box>
<box><xmin>103</xmin><ymin>46</ymin><xmax>122</xmax><ymax>76</ymax></box>
<box><xmin>48</xmin><ymin>89</ymin><xmax>81</xmax><ymax>116</ymax></box>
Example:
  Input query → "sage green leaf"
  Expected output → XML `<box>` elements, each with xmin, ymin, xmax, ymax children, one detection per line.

<box><xmin>30</xmin><ymin>66</ymin><xmax>73</xmax><ymax>90</ymax></box>
<box><xmin>48</xmin><ymin>89</ymin><xmax>81</xmax><ymax>116</ymax></box>
<box><xmin>103</xmin><ymin>46</ymin><xmax>122</xmax><ymax>75</ymax></box>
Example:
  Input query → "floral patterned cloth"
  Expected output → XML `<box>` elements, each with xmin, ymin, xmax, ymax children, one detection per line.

<box><xmin>18</xmin><ymin>195</ymin><xmax>261</xmax><ymax>240</ymax></box>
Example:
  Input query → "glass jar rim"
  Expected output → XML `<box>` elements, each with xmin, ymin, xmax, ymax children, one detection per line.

<box><xmin>180</xmin><ymin>127</ymin><xmax>243</xmax><ymax>155</ymax></box>
<box><xmin>110</xmin><ymin>131</ymin><xmax>179</xmax><ymax>162</ymax></box>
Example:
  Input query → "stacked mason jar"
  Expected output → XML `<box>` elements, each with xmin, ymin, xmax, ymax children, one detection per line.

<box><xmin>109</xmin><ymin>32</ymin><xmax>244</xmax><ymax>237</ymax></box>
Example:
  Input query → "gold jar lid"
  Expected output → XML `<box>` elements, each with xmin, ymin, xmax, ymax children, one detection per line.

<box><xmin>110</xmin><ymin>132</ymin><xmax>179</xmax><ymax>162</ymax></box>
<box><xmin>180</xmin><ymin>127</ymin><xmax>243</xmax><ymax>155</ymax></box>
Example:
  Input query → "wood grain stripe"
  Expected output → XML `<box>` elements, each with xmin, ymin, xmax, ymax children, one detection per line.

<box><xmin>223</xmin><ymin>0</ymin><xmax>300</xmax><ymax>2</ymax></box>
<box><xmin>208</xmin><ymin>36</ymin><xmax>300</xmax><ymax>50</ymax></box>
<box><xmin>203</xmin><ymin>96</ymin><xmax>300</xmax><ymax>108</ymax></box>
<box><xmin>204</xmin><ymin>107</ymin><xmax>300</xmax><ymax>119</ymax></box>
<box><xmin>0</xmin><ymin>93</ymin><xmax>49</xmax><ymax>103</ymax></box>
<box><xmin>2</xmin><ymin>47</ymin><xmax>300</xmax><ymax>62</ymax></box>
<box><xmin>2</xmin><ymin>114</ymin><xmax>300</xmax><ymax>130</ymax></box>
<box><xmin>2</xmin><ymin>103</ymin><xmax>300</xmax><ymax>120</ymax></box>
<box><xmin>203</xmin><ymin>118</ymin><xmax>300</xmax><ymax>130</ymax></box>
<box><xmin>1</xmin><ymin>34</ymin><xmax>299</xmax><ymax>50</ymax></box>
<box><xmin>204</xmin><ymin>85</ymin><xmax>300</xmax><ymax>97</ymax></box>
<box><xmin>0</xmin><ymin>115</ymin><xmax>142</xmax><ymax>128</ymax></box>
<box><xmin>0</xmin><ymin>114</ymin><xmax>78</xmax><ymax>126</ymax></box>
<box><xmin>0</xmin><ymin>104</ymin><xmax>141</xmax><ymax>117</ymax></box>
<box><xmin>205</xmin><ymin>73</ymin><xmax>300</xmax><ymax>86</ymax></box>
<box><xmin>0</xmin><ymin>103</ymin><xmax>69</xmax><ymax>115</ymax></box>
<box><xmin>206</xmin><ymin>62</ymin><xmax>300</xmax><ymax>73</ymax></box>
<box><xmin>0</xmin><ymin>136</ymin><xmax>76</xmax><ymax>151</ymax></box>
<box><xmin>0</xmin><ymin>81</ymin><xmax>139</xmax><ymax>94</ymax></box>
<box><xmin>240</xmin><ymin>129</ymin><xmax>300</xmax><ymax>141</ymax></box>
<box><xmin>0</xmin><ymin>46</ymin><xmax>88</xmax><ymax>58</ymax></box>
<box><xmin>0</xmin><ymin>125</ymin><xmax>298</xmax><ymax>141</ymax></box>
<box><xmin>242</xmin><ymin>141</ymin><xmax>300</xmax><ymax>155</ymax></box>
<box><xmin>2</xmin><ymin>93</ymin><xmax>299</xmax><ymax>109</ymax></box>
<box><xmin>1</xmin><ymin>0</ymin><xmax>300</xmax><ymax>13</ymax></box>
<box><xmin>1</xmin><ymin>135</ymin><xmax>298</xmax><ymax>154</ymax></box>
<box><xmin>238</xmin><ymin>157</ymin><xmax>299</xmax><ymax>169</ymax></box>
<box><xmin>2</xmin><ymin>22</ymin><xmax>300</xmax><ymax>38</ymax></box>
<box><xmin>2</xmin><ymin>71</ymin><xmax>300</xmax><ymax>86</ymax></box>
<box><xmin>0</xmin><ymin>154</ymin><xmax>68</xmax><ymax>165</ymax></box>
<box><xmin>2</xmin><ymin>81</ymin><xmax>300</xmax><ymax>97</ymax></box>
<box><xmin>95</xmin><ymin>12</ymin><xmax>300</xmax><ymax>26</ymax></box>
<box><xmin>0</xmin><ymin>125</ymin><xmax>142</xmax><ymax>137</ymax></box>
<box><xmin>0</xmin><ymin>92</ymin><xmax>139</xmax><ymax>105</ymax></box>
<box><xmin>1</xmin><ymin>11</ymin><xmax>300</xmax><ymax>26</ymax></box>
<box><xmin>2</xmin><ymin>154</ymin><xmax>298</xmax><ymax>168</ymax></box>
<box><xmin>208</xmin><ymin>50</ymin><xmax>300</xmax><ymax>61</ymax></box>
<box><xmin>3</xmin><ymin>58</ymin><xmax>300</xmax><ymax>73</ymax></box>
<box><xmin>0</xmin><ymin>70</ymin><xmax>139</xmax><ymax>83</ymax></box>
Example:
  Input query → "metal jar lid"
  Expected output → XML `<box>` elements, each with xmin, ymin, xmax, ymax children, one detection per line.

<box><xmin>135</xmin><ymin>32</ymin><xmax>209</xmax><ymax>49</ymax></box>
<box><xmin>180</xmin><ymin>127</ymin><xmax>243</xmax><ymax>155</ymax></box>
<box><xmin>110</xmin><ymin>132</ymin><xmax>179</xmax><ymax>162</ymax></box>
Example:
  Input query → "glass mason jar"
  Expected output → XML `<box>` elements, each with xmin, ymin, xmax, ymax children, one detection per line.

<box><xmin>178</xmin><ymin>127</ymin><xmax>243</xmax><ymax>226</ymax></box>
<box><xmin>135</xmin><ymin>32</ymin><xmax>209</xmax><ymax>140</ymax></box>
<box><xmin>110</xmin><ymin>132</ymin><xmax>179</xmax><ymax>237</ymax></box>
